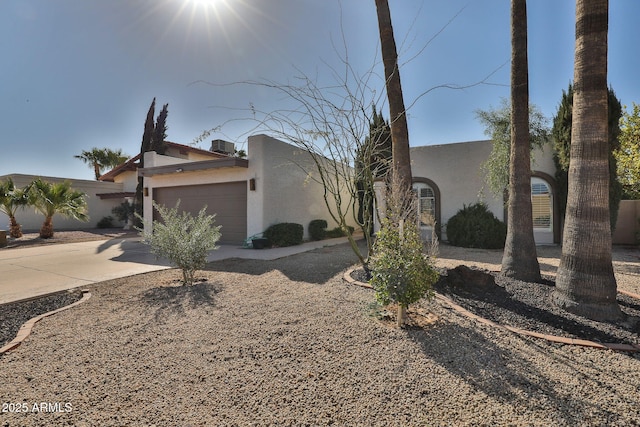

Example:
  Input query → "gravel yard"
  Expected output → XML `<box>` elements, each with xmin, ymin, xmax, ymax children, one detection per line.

<box><xmin>1</xmin><ymin>241</ymin><xmax>640</xmax><ymax>426</ymax></box>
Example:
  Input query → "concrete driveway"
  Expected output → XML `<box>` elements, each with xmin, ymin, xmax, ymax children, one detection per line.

<box><xmin>0</xmin><ymin>235</ymin><xmax>357</xmax><ymax>304</ymax></box>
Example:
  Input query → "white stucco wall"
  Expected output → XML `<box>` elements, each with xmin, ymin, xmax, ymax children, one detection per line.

<box><xmin>141</xmin><ymin>136</ymin><xmax>359</xmax><ymax>241</ymax></box>
<box><xmin>0</xmin><ymin>174</ymin><xmax>124</xmax><ymax>231</ymax></box>
<box><xmin>247</xmin><ymin>134</ymin><xmax>357</xmax><ymax>239</ymax></box>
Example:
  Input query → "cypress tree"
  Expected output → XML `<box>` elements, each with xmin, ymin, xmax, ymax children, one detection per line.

<box><xmin>135</xmin><ymin>98</ymin><xmax>156</xmax><ymax>224</ymax></box>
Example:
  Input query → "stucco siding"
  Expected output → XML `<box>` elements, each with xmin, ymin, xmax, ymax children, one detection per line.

<box><xmin>141</xmin><ymin>152</ymin><xmax>249</xmax><ymax>234</ymax></box>
<box><xmin>247</xmin><ymin>134</ymin><xmax>357</xmax><ymax>239</ymax></box>
<box><xmin>410</xmin><ymin>140</ymin><xmax>503</xmax><ymax>240</ymax></box>
<box><xmin>0</xmin><ymin>174</ymin><xmax>124</xmax><ymax>231</ymax></box>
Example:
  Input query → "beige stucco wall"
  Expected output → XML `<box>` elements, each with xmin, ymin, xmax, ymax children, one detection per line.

<box><xmin>410</xmin><ymin>140</ymin><xmax>501</xmax><ymax>240</ymax></box>
<box><xmin>0</xmin><ymin>174</ymin><xmax>124</xmax><ymax>231</ymax></box>
<box><xmin>531</xmin><ymin>143</ymin><xmax>557</xmax><ymax>178</ymax></box>
<box><xmin>409</xmin><ymin>140</ymin><xmax>558</xmax><ymax>242</ymax></box>
<box><xmin>613</xmin><ymin>200</ymin><xmax>640</xmax><ymax>245</ymax></box>
<box><xmin>113</xmin><ymin>170</ymin><xmax>138</xmax><ymax>193</ymax></box>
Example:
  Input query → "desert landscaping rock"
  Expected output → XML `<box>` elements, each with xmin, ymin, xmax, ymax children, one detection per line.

<box><xmin>1</xmin><ymin>242</ymin><xmax>639</xmax><ymax>425</ymax></box>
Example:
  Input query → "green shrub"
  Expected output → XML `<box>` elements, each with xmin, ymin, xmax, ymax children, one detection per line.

<box><xmin>369</xmin><ymin>217</ymin><xmax>438</xmax><ymax>327</ymax></box>
<box><xmin>326</xmin><ymin>225</ymin><xmax>355</xmax><ymax>238</ymax></box>
<box><xmin>264</xmin><ymin>222</ymin><xmax>303</xmax><ymax>247</ymax></box>
<box><xmin>446</xmin><ymin>202</ymin><xmax>506</xmax><ymax>249</ymax></box>
<box><xmin>137</xmin><ymin>200</ymin><xmax>221</xmax><ymax>285</ymax></box>
<box><xmin>308</xmin><ymin>219</ymin><xmax>328</xmax><ymax>241</ymax></box>
<box><xmin>97</xmin><ymin>216</ymin><xmax>114</xmax><ymax>228</ymax></box>
<box><xmin>112</xmin><ymin>201</ymin><xmax>135</xmax><ymax>223</ymax></box>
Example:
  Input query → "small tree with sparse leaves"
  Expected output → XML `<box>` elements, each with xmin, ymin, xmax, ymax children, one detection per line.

<box><xmin>137</xmin><ymin>200</ymin><xmax>221</xmax><ymax>285</ymax></box>
<box><xmin>369</xmin><ymin>170</ymin><xmax>438</xmax><ymax>327</ymax></box>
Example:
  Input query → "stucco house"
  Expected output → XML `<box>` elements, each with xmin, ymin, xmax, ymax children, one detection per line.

<box><xmin>7</xmin><ymin>134</ymin><xmax>633</xmax><ymax>246</ymax></box>
<box><xmin>128</xmin><ymin>136</ymin><xmax>560</xmax><ymax>246</ymax></box>
<box><xmin>405</xmin><ymin>140</ymin><xmax>560</xmax><ymax>245</ymax></box>
<box><xmin>0</xmin><ymin>173</ymin><xmax>125</xmax><ymax>232</ymax></box>
<box><xmin>103</xmin><ymin>134</ymin><xmax>356</xmax><ymax>245</ymax></box>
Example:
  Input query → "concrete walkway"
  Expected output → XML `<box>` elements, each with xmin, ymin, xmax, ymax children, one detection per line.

<box><xmin>0</xmin><ymin>235</ymin><xmax>357</xmax><ymax>304</ymax></box>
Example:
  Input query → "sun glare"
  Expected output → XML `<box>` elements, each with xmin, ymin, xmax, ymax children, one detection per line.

<box><xmin>188</xmin><ymin>0</ymin><xmax>223</xmax><ymax>8</ymax></box>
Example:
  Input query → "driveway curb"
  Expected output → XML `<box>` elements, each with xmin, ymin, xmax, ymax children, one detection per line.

<box><xmin>343</xmin><ymin>267</ymin><xmax>640</xmax><ymax>352</ymax></box>
<box><xmin>0</xmin><ymin>290</ymin><xmax>92</xmax><ymax>354</ymax></box>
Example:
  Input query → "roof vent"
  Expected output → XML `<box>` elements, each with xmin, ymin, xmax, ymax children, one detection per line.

<box><xmin>210</xmin><ymin>139</ymin><xmax>235</xmax><ymax>155</ymax></box>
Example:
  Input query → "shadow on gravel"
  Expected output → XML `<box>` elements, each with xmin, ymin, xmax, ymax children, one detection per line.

<box><xmin>433</xmin><ymin>271</ymin><xmax>635</xmax><ymax>345</ymax></box>
<box><xmin>407</xmin><ymin>322</ymin><xmax>600</xmax><ymax>425</ymax></box>
<box><xmin>205</xmin><ymin>242</ymin><xmax>366</xmax><ymax>285</ymax></box>
<box><xmin>140</xmin><ymin>282</ymin><xmax>222</xmax><ymax>321</ymax></box>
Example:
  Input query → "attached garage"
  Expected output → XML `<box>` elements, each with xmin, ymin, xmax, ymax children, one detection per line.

<box><xmin>153</xmin><ymin>181</ymin><xmax>247</xmax><ymax>244</ymax></box>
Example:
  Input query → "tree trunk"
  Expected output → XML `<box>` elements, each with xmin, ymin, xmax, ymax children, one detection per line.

<box><xmin>501</xmin><ymin>0</ymin><xmax>541</xmax><ymax>282</ymax></box>
<box><xmin>40</xmin><ymin>216</ymin><xmax>54</xmax><ymax>239</ymax></box>
<box><xmin>374</xmin><ymin>0</ymin><xmax>412</xmax><ymax>193</ymax></box>
<box><xmin>397</xmin><ymin>304</ymin><xmax>407</xmax><ymax>328</ymax></box>
<box><xmin>93</xmin><ymin>162</ymin><xmax>101</xmax><ymax>180</ymax></box>
<box><xmin>553</xmin><ymin>0</ymin><xmax>622</xmax><ymax>321</ymax></box>
<box><xmin>9</xmin><ymin>215</ymin><xmax>22</xmax><ymax>238</ymax></box>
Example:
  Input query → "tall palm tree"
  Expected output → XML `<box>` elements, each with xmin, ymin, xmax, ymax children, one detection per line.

<box><xmin>553</xmin><ymin>0</ymin><xmax>622</xmax><ymax>321</ymax></box>
<box><xmin>75</xmin><ymin>148</ymin><xmax>129</xmax><ymax>180</ymax></box>
<box><xmin>374</xmin><ymin>0</ymin><xmax>412</xmax><ymax>193</ymax></box>
<box><xmin>0</xmin><ymin>178</ymin><xmax>30</xmax><ymax>238</ymax></box>
<box><xmin>501</xmin><ymin>0</ymin><xmax>541</xmax><ymax>281</ymax></box>
<box><xmin>29</xmin><ymin>178</ymin><xmax>89</xmax><ymax>238</ymax></box>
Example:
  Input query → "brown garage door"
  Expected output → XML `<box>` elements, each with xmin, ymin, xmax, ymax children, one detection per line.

<box><xmin>153</xmin><ymin>181</ymin><xmax>247</xmax><ymax>244</ymax></box>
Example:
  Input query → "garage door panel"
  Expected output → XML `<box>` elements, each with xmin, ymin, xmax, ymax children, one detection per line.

<box><xmin>153</xmin><ymin>182</ymin><xmax>247</xmax><ymax>244</ymax></box>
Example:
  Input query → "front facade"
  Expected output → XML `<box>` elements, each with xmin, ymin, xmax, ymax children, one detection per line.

<box><xmin>408</xmin><ymin>140</ymin><xmax>560</xmax><ymax>244</ymax></box>
<box><xmin>137</xmin><ymin>134</ymin><xmax>355</xmax><ymax>245</ymax></box>
<box><xmin>8</xmin><ymin>136</ymin><xmax>632</xmax><ymax>246</ymax></box>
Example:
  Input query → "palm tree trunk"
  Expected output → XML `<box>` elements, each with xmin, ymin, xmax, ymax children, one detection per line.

<box><xmin>40</xmin><ymin>216</ymin><xmax>54</xmax><ymax>239</ymax></box>
<box><xmin>553</xmin><ymin>0</ymin><xmax>622</xmax><ymax>321</ymax></box>
<box><xmin>501</xmin><ymin>0</ymin><xmax>541</xmax><ymax>282</ymax></box>
<box><xmin>374</xmin><ymin>0</ymin><xmax>412</xmax><ymax>193</ymax></box>
<box><xmin>9</xmin><ymin>215</ymin><xmax>23</xmax><ymax>238</ymax></box>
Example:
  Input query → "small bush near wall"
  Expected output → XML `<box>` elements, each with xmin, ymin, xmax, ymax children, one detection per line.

<box><xmin>264</xmin><ymin>223</ymin><xmax>304</xmax><ymax>247</ymax></box>
<box><xmin>446</xmin><ymin>202</ymin><xmax>507</xmax><ymax>249</ymax></box>
<box><xmin>97</xmin><ymin>216</ymin><xmax>115</xmax><ymax>228</ymax></box>
<box><xmin>309</xmin><ymin>219</ymin><xmax>328</xmax><ymax>241</ymax></box>
<box><xmin>326</xmin><ymin>225</ymin><xmax>355</xmax><ymax>238</ymax></box>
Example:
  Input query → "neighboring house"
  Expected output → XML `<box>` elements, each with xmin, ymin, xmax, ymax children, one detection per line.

<box><xmin>0</xmin><ymin>173</ymin><xmax>124</xmax><ymax>231</ymax></box>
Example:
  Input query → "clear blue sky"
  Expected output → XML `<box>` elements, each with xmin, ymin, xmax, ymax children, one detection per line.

<box><xmin>2</xmin><ymin>0</ymin><xmax>640</xmax><ymax>180</ymax></box>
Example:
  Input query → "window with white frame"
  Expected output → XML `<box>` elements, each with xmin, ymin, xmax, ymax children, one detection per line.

<box><xmin>413</xmin><ymin>182</ymin><xmax>435</xmax><ymax>227</ymax></box>
<box><xmin>531</xmin><ymin>178</ymin><xmax>552</xmax><ymax>229</ymax></box>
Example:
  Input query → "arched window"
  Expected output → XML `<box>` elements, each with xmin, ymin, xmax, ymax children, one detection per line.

<box><xmin>531</xmin><ymin>177</ymin><xmax>552</xmax><ymax>230</ymax></box>
<box><xmin>413</xmin><ymin>182</ymin><xmax>435</xmax><ymax>227</ymax></box>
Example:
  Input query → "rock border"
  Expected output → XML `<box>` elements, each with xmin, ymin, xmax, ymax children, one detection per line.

<box><xmin>0</xmin><ymin>290</ymin><xmax>92</xmax><ymax>354</ymax></box>
<box><xmin>343</xmin><ymin>267</ymin><xmax>640</xmax><ymax>352</ymax></box>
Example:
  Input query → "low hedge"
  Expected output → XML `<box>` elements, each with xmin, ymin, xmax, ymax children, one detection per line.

<box><xmin>308</xmin><ymin>219</ymin><xmax>328</xmax><ymax>241</ymax></box>
<box><xmin>264</xmin><ymin>222</ymin><xmax>304</xmax><ymax>247</ymax></box>
<box><xmin>326</xmin><ymin>225</ymin><xmax>355</xmax><ymax>238</ymax></box>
